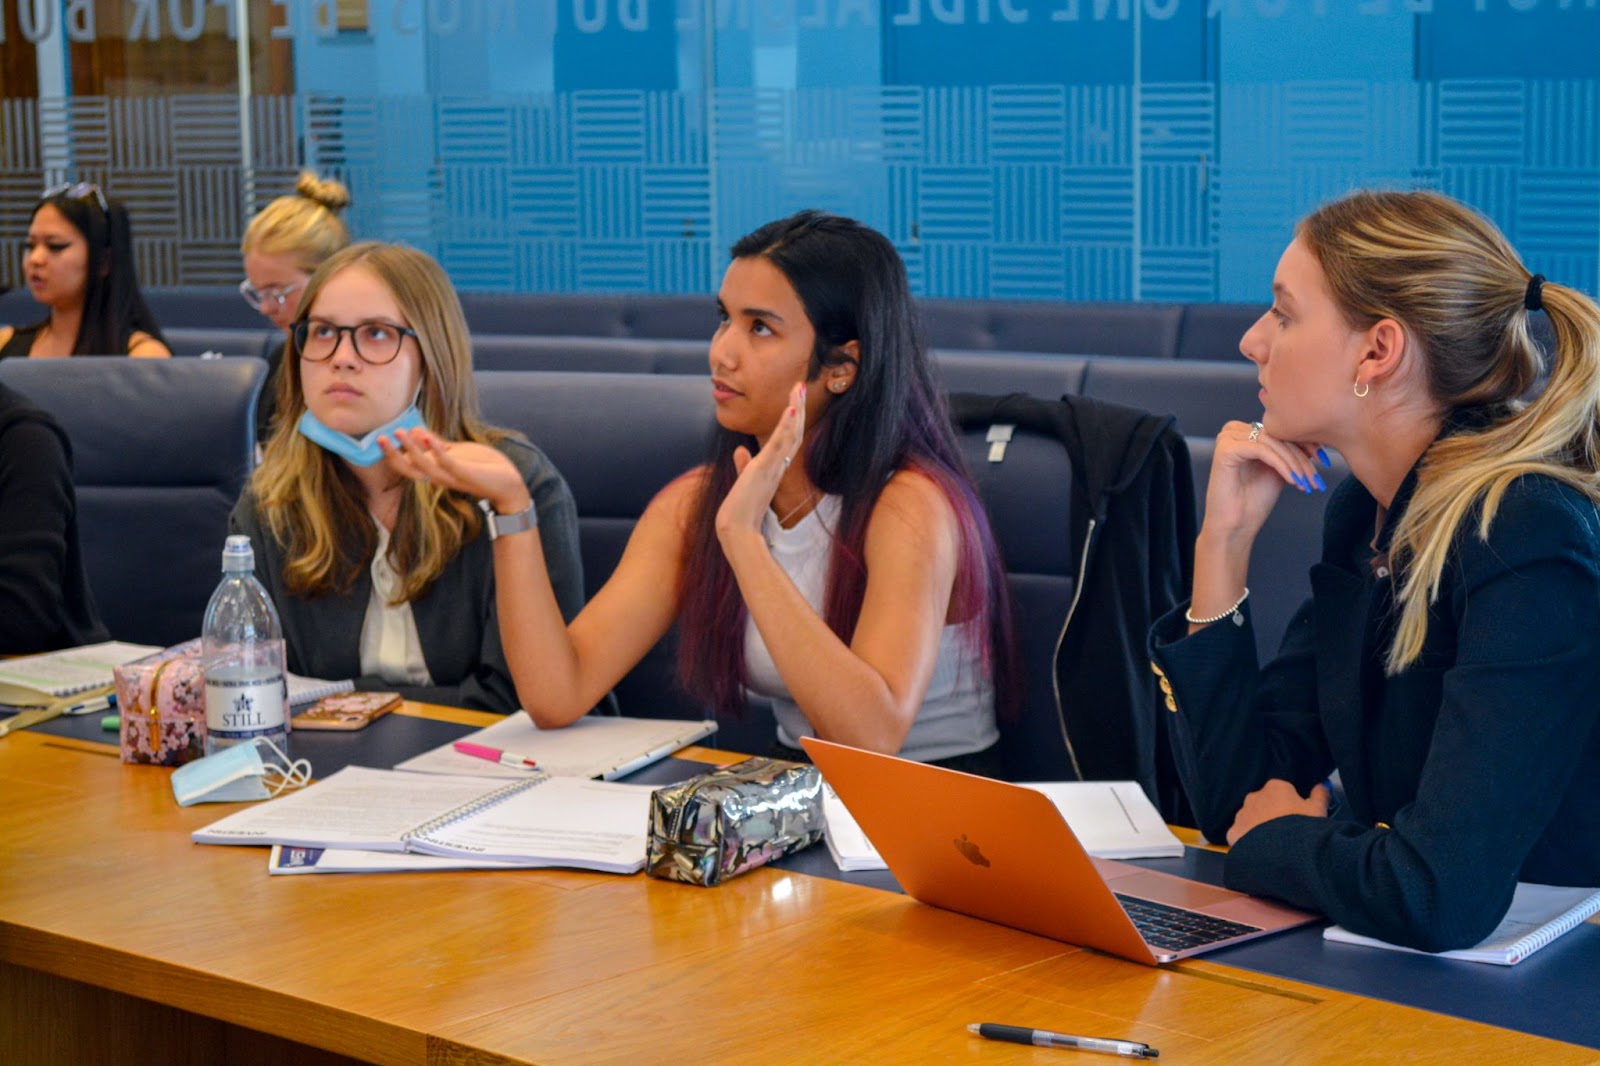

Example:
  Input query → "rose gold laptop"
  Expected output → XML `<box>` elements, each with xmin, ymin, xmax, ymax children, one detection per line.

<box><xmin>800</xmin><ymin>737</ymin><xmax>1318</xmax><ymax>965</ymax></box>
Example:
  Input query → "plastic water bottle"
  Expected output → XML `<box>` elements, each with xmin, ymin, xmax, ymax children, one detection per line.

<box><xmin>202</xmin><ymin>535</ymin><xmax>289</xmax><ymax>756</ymax></box>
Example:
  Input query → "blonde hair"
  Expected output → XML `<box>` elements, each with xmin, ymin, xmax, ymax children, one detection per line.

<box><xmin>1300</xmin><ymin>190</ymin><xmax>1600</xmax><ymax>673</ymax></box>
<box><xmin>251</xmin><ymin>241</ymin><xmax>508</xmax><ymax>603</ymax></box>
<box><xmin>241</xmin><ymin>171</ymin><xmax>351</xmax><ymax>272</ymax></box>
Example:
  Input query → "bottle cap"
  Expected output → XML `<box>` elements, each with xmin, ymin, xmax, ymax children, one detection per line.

<box><xmin>221</xmin><ymin>534</ymin><xmax>255</xmax><ymax>573</ymax></box>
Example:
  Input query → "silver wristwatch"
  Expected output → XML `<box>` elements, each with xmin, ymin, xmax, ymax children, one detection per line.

<box><xmin>478</xmin><ymin>497</ymin><xmax>538</xmax><ymax>540</ymax></box>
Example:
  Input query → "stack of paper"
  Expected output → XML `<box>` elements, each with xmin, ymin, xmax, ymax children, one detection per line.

<box><xmin>822</xmin><ymin>779</ymin><xmax>1184</xmax><ymax>873</ymax></box>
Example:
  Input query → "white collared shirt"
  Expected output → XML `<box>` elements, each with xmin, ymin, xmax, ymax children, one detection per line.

<box><xmin>358</xmin><ymin>516</ymin><xmax>434</xmax><ymax>687</ymax></box>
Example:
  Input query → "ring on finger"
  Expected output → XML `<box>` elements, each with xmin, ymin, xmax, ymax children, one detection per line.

<box><xmin>1247</xmin><ymin>421</ymin><xmax>1263</xmax><ymax>443</ymax></box>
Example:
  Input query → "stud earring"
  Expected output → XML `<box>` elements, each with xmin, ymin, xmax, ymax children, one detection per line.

<box><xmin>829</xmin><ymin>380</ymin><xmax>847</xmax><ymax>393</ymax></box>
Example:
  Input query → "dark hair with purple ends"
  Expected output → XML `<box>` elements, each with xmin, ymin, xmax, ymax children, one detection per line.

<box><xmin>29</xmin><ymin>190</ymin><xmax>165</xmax><ymax>355</ymax></box>
<box><xmin>675</xmin><ymin>210</ymin><xmax>1021</xmax><ymax>721</ymax></box>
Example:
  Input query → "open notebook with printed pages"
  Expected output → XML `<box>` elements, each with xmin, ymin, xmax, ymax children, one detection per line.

<box><xmin>394</xmin><ymin>710</ymin><xmax>717</xmax><ymax>780</ymax></box>
<box><xmin>822</xmin><ymin>779</ymin><xmax>1185</xmax><ymax>873</ymax></box>
<box><xmin>0</xmin><ymin>641</ymin><xmax>160</xmax><ymax>701</ymax></box>
<box><xmin>193</xmin><ymin>765</ymin><xmax>654</xmax><ymax>873</ymax></box>
<box><xmin>1324</xmin><ymin>883</ymin><xmax>1600</xmax><ymax>965</ymax></box>
<box><xmin>0</xmin><ymin>643</ymin><xmax>345</xmax><ymax>708</ymax></box>
<box><xmin>803</xmin><ymin>736</ymin><xmax>1318</xmax><ymax>965</ymax></box>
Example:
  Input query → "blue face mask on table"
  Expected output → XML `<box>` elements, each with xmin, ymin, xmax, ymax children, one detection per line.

<box><xmin>170</xmin><ymin>737</ymin><xmax>311</xmax><ymax>806</ymax></box>
<box><xmin>296</xmin><ymin>404</ymin><xmax>426</xmax><ymax>467</ymax></box>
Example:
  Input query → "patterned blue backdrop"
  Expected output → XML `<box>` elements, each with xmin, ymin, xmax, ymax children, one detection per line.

<box><xmin>1</xmin><ymin>3</ymin><xmax>1596</xmax><ymax>302</ymax></box>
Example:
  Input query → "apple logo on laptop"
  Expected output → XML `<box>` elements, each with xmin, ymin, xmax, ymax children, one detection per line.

<box><xmin>954</xmin><ymin>834</ymin><xmax>991</xmax><ymax>868</ymax></box>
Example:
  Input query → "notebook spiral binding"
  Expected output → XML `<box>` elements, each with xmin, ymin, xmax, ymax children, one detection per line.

<box><xmin>402</xmin><ymin>775</ymin><xmax>548</xmax><ymax>842</ymax></box>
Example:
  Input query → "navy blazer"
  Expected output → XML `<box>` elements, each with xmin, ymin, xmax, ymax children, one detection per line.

<box><xmin>1150</xmin><ymin>442</ymin><xmax>1600</xmax><ymax>952</ymax></box>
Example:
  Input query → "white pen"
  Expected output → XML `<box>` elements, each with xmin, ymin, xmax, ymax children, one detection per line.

<box><xmin>969</xmin><ymin>1023</ymin><xmax>1159</xmax><ymax>1059</ymax></box>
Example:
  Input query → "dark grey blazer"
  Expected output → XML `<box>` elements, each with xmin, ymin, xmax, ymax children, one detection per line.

<box><xmin>230</xmin><ymin>436</ymin><xmax>582</xmax><ymax>714</ymax></box>
<box><xmin>1151</xmin><ymin>424</ymin><xmax>1600</xmax><ymax>953</ymax></box>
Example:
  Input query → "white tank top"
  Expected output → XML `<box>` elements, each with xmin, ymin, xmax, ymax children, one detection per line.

<box><xmin>743</xmin><ymin>494</ymin><xmax>998</xmax><ymax>763</ymax></box>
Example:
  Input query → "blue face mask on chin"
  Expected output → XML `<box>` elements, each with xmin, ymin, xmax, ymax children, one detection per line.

<box><xmin>296</xmin><ymin>404</ymin><xmax>426</xmax><ymax>467</ymax></box>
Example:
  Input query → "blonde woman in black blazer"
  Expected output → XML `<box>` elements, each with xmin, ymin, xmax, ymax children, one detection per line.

<box><xmin>1152</xmin><ymin>190</ymin><xmax>1600</xmax><ymax>953</ymax></box>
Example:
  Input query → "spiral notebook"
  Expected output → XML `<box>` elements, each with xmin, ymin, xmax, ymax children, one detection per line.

<box><xmin>192</xmin><ymin>765</ymin><xmax>654</xmax><ymax>874</ymax></box>
<box><xmin>394</xmin><ymin>710</ymin><xmax>717</xmax><ymax>780</ymax></box>
<box><xmin>0</xmin><ymin>641</ymin><xmax>160</xmax><ymax>699</ymax></box>
<box><xmin>1323</xmin><ymin>883</ymin><xmax>1600</xmax><ymax>965</ymax></box>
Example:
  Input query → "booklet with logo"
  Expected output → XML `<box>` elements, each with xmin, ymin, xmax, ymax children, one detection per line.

<box><xmin>822</xmin><ymin>779</ymin><xmax>1184</xmax><ymax>873</ymax></box>
<box><xmin>193</xmin><ymin>765</ymin><xmax>655</xmax><ymax>874</ymax></box>
<box><xmin>1323</xmin><ymin>883</ymin><xmax>1600</xmax><ymax>965</ymax></box>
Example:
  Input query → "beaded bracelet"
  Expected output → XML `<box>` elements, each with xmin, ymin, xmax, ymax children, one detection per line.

<box><xmin>1185</xmin><ymin>587</ymin><xmax>1249</xmax><ymax>626</ymax></box>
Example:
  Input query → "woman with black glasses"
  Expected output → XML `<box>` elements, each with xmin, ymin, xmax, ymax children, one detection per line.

<box><xmin>239</xmin><ymin>171</ymin><xmax>352</xmax><ymax>439</ymax></box>
<box><xmin>0</xmin><ymin>182</ymin><xmax>169</xmax><ymax>358</ymax></box>
<box><xmin>228</xmin><ymin>242</ymin><xmax>583</xmax><ymax>713</ymax></box>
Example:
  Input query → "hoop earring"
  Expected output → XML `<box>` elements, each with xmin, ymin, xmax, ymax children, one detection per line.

<box><xmin>1353</xmin><ymin>379</ymin><xmax>1370</xmax><ymax>398</ymax></box>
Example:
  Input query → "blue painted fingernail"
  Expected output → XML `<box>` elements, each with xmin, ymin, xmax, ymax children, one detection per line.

<box><xmin>1316</xmin><ymin>447</ymin><xmax>1330</xmax><ymax>467</ymax></box>
<box><xmin>1313</xmin><ymin>473</ymin><xmax>1327</xmax><ymax>492</ymax></box>
<box><xmin>1291</xmin><ymin>473</ymin><xmax>1306</xmax><ymax>492</ymax></box>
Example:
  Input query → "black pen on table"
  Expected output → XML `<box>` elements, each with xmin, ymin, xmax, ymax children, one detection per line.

<box><xmin>969</xmin><ymin>1023</ymin><xmax>1159</xmax><ymax>1059</ymax></box>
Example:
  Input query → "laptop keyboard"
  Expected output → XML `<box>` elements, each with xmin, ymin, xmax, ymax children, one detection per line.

<box><xmin>1115</xmin><ymin>894</ymin><xmax>1262</xmax><ymax>953</ymax></box>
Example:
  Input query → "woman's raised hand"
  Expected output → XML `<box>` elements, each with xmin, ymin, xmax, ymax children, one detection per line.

<box><xmin>715</xmin><ymin>381</ymin><xmax>807</xmax><ymax>542</ymax></box>
<box><xmin>381</xmin><ymin>426</ymin><xmax>530</xmax><ymax>513</ymax></box>
<box><xmin>1202</xmin><ymin>420</ymin><xmax>1329</xmax><ymax>547</ymax></box>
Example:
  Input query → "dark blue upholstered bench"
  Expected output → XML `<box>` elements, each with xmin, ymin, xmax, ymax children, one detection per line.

<box><xmin>0</xmin><ymin>357</ymin><xmax>264</xmax><ymax>646</ymax></box>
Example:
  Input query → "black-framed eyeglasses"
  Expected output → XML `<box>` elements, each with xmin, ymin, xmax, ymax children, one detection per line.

<box><xmin>239</xmin><ymin>277</ymin><xmax>307</xmax><ymax>312</ymax></box>
<box><xmin>293</xmin><ymin>318</ymin><xmax>418</xmax><ymax>366</ymax></box>
<box><xmin>40</xmin><ymin>182</ymin><xmax>109</xmax><ymax>215</ymax></box>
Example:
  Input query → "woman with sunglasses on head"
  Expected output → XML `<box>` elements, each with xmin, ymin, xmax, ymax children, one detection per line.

<box><xmin>0</xmin><ymin>183</ymin><xmax>169</xmax><ymax>359</ymax></box>
<box><xmin>240</xmin><ymin>171</ymin><xmax>352</xmax><ymax>440</ymax></box>
<box><xmin>1150</xmin><ymin>190</ymin><xmax>1600</xmax><ymax>953</ymax></box>
<box><xmin>385</xmin><ymin>212</ymin><xmax>1018</xmax><ymax>772</ymax></box>
<box><xmin>229</xmin><ymin>242</ymin><xmax>583</xmax><ymax>714</ymax></box>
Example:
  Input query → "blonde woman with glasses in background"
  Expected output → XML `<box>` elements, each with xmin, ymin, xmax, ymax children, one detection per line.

<box><xmin>0</xmin><ymin>182</ymin><xmax>169</xmax><ymax>358</ymax></box>
<box><xmin>1151</xmin><ymin>189</ymin><xmax>1600</xmax><ymax>954</ymax></box>
<box><xmin>240</xmin><ymin>171</ymin><xmax>352</xmax><ymax>439</ymax></box>
<box><xmin>229</xmin><ymin>242</ymin><xmax>583</xmax><ymax>714</ymax></box>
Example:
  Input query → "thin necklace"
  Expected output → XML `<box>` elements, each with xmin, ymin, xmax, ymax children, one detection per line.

<box><xmin>767</xmin><ymin>491</ymin><xmax>819</xmax><ymax>546</ymax></box>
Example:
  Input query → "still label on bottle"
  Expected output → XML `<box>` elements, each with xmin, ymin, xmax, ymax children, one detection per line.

<box><xmin>205</xmin><ymin>673</ymin><xmax>287</xmax><ymax>740</ymax></box>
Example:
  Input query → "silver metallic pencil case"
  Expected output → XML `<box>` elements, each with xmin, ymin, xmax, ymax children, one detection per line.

<box><xmin>646</xmin><ymin>757</ymin><xmax>825</xmax><ymax>886</ymax></box>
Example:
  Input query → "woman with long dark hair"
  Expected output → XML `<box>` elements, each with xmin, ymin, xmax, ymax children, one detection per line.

<box><xmin>0</xmin><ymin>183</ymin><xmax>168</xmax><ymax>358</ymax></box>
<box><xmin>387</xmin><ymin>211</ymin><xmax>1017</xmax><ymax>772</ymax></box>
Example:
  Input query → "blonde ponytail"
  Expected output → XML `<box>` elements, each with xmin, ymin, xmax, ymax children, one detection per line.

<box><xmin>1299</xmin><ymin>191</ymin><xmax>1600</xmax><ymax>674</ymax></box>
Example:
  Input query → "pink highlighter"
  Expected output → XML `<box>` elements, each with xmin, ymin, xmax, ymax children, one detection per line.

<box><xmin>452</xmin><ymin>741</ymin><xmax>539</xmax><ymax>770</ymax></box>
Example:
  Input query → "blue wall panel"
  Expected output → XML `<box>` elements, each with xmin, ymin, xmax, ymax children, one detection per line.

<box><xmin>4</xmin><ymin>7</ymin><xmax>1599</xmax><ymax>301</ymax></box>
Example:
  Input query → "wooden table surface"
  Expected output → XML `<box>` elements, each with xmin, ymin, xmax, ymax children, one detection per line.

<box><xmin>2</xmin><ymin>705</ymin><xmax>1595</xmax><ymax>1065</ymax></box>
